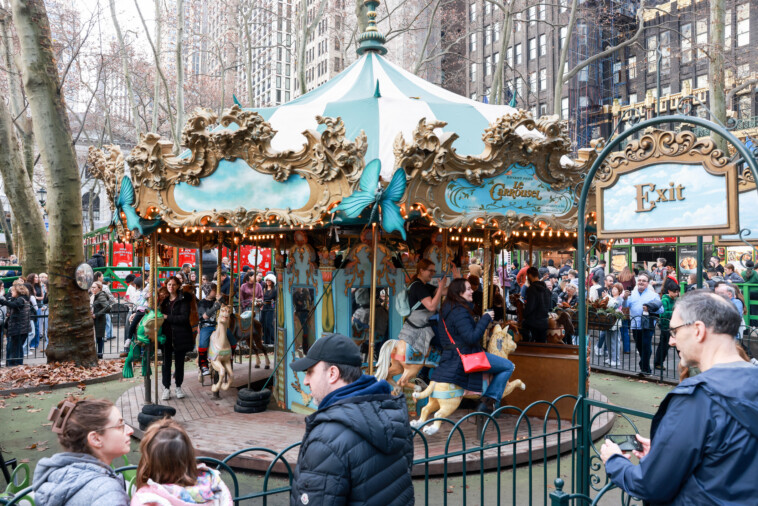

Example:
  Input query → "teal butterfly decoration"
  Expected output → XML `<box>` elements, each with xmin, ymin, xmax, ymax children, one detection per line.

<box><xmin>330</xmin><ymin>159</ymin><xmax>407</xmax><ymax>240</ymax></box>
<box><xmin>112</xmin><ymin>176</ymin><xmax>161</xmax><ymax>237</ymax></box>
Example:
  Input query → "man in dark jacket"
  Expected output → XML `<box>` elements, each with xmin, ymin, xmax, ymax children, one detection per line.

<box><xmin>290</xmin><ymin>333</ymin><xmax>414</xmax><ymax>506</ymax></box>
<box><xmin>522</xmin><ymin>267</ymin><xmax>552</xmax><ymax>343</ymax></box>
<box><xmin>601</xmin><ymin>292</ymin><xmax>758</xmax><ymax>504</ymax></box>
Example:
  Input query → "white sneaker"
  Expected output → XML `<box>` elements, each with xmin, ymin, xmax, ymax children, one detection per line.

<box><xmin>609</xmin><ymin>361</ymin><xmax>618</xmax><ymax>367</ymax></box>
<box><xmin>175</xmin><ymin>387</ymin><xmax>186</xmax><ymax>399</ymax></box>
<box><xmin>604</xmin><ymin>358</ymin><xmax>610</xmax><ymax>365</ymax></box>
<box><xmin>161</xmin><ymin>388</ymin><xmax>171</xmax><ymax>401</ymax></box>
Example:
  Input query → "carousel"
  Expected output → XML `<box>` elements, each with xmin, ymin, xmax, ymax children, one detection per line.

<box><xmin>91</xmin><ymin>1</ymin><xmax>614</xmax><ymax>473</ymax></box>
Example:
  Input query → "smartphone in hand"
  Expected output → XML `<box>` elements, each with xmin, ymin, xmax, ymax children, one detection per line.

<box><xmin>607</xmin><ymin>434</ymin><xmax>643</xmax><ymax>452</ymax></box>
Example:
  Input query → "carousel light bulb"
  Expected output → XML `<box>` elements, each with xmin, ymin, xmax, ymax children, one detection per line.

<box><xmin>540</xmin><ymin>231</ymin><xmax>545</xmax><ymax>237</ymax></box>
<box><xmin>467</xmin><ymin>227</ymin><xmax>471</xmax><ymax>232</ymax></box>
<box><xmin>549</xmin><ymin>231</ymin><xmax>553</xmax><ymax>237</ymax></box>
<box><xmin>158</xmin><ymin>228</ymin><xmax>162</xmax><ymax>233</ymax></box>
<box><xmin>532</xmin><ymin>231</ymin><xmax>536</xmax><ymax>237</ymax></box>
<box><xmin>174</xmin><ymin>228</ymin><xmax>179</xmax><ymax>233</ymax></box>
<box><xmin>565</xmin><ymin>232</ymin><xmax>570</xmax><ymax>238</ymax></box>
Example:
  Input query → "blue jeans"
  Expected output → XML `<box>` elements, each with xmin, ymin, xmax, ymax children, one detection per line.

<box><xmin>597</xmin><ymin>331</ymin><xmax>606</xmax><ymax>351</ymax></box>
<box><xmin>633</xmin><ymin>328</ymin><xmax>654</xmax><ymax>373</ymax></box>
<box><xmin>30</xmin><ymin>310</ymin><xmax>40</xmax><ymax>348</ymax></box>
<box><xmin>621</xmin><ymin>319</ymin><xmax>631</xmax><ymax>353</ymax></box>
<box><xmin>483</xmin><ymin>352</ymin><xmax>515</xmax><ymax>406</ymax></box>
<box><xmin>105</xmin><ymin>314</ymin><xmax>112</xmax><ymax>340</ymax></box>
<box><xmin>607</xmin><ymin>328</ymin><xmax>620</xmax><ymax>364</ymax></box>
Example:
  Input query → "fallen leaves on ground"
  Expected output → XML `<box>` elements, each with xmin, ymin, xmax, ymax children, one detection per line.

<box><xmin>0</xmin><ymin>361</ymin><xmax>124</xmax><ymax>390</ymax></box>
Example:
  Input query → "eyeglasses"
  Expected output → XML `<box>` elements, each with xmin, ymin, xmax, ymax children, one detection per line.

<box><xmin>99</xmin><ymin>422</ymin><xmax>129</xmax><ymax>433</ymax></box>
<box><xmin>670</xmin><ymin>321</ymin><xmax>696</xmax><ymax>338</ymax></box>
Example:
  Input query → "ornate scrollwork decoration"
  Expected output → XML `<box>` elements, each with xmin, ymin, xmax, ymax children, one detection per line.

<box><xmin>87</xmin><ymin>145</ymin><xmax>124</xmax><ymax>212</ymax></box>
<box><xmin>606</xmin><ymin>129</ymin><xmax>728</xmax><ymax>171</ymax></box>
<box><xmin>396</xmin><ymin>112</ymin><xmax>580</xmax><ymax>191</ymax></box>
<box><xmin>113</xmin><ymin>106</ymin><xmax>367</xmax><ymax>230</ymax></box>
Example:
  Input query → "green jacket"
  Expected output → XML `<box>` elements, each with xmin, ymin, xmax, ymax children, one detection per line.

<box><xmin>660</xmin><ymin>294</ymin><xmax>676</xmax><ymax>331</ymax></box>
<box><xmin>741</xmin><ymin>269</ymin><xmax>758</xmax><ymax>284</ymax></box>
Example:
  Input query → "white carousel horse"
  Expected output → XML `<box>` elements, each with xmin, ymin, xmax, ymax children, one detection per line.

<box><xmin>409</xmin><ymin>324</ymin><xmax>526</xmax><ymax>436</ymax></box>
<box><xmin>208</xmin><ymin>305</ymin><xmax>234</xmax><ymax>395</ymax></box>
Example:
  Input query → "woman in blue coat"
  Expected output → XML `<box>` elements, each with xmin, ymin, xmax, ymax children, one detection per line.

<box><xmin>434</xmin><ymin>278</ymin><xmax>515</xmax><ymax>413</ymax></box>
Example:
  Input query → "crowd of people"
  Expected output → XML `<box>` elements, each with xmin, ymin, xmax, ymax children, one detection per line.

<box><xmin>0</xmin><ymin>271</ymin><xmax>48</xmax><ymax>366</ymax></box>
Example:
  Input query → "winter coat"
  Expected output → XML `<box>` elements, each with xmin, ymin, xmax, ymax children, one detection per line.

<box><xmin>433</xmin><ymin>302</ymin><xmax>492</xmax><ymax>393</ymax></box>
<box><xmin>130</xmin><ymin>464</ymin><xmax>233</xmax><ymax>506</ymax></box>
<box><xmin>87</xmin><ymin>252</ymin><xmax>106</xmax><ymax>269</ymax></box>
<box><xmin>606</xmin><ymin>363</ymin><xmax>758</xmax><ymax>505</ymax></box>
<box><xmin>290</xmin><ymin>375</ymin><xmax>414</xmax><ymax>506</ymax></box>
<box><xmin>725</xmin><ymin>272</ymin><xmax>745</xmax><ymax>283</ymax></box>
<box><xmin>33</xmin><ymin>452</ymin><xmax>129</xmax><ymax>506</ymax></box>
<box><xmin>660</xmin><ymin>294</ymin><xmax>675</xmax><ymax>332</ymax></box>
<box><xmin>622</xmin><ymin>287</ymin><xmax>663</xmax><ymax>330</ymax></box>
<box><xmin>741</xmin><ymin>269</ymin><xmax>758</xmax><ymax>284</ymax></box>
<box><xmin>160</xmin><ymin>291</ymin><xmax>195</xmax><ymax>352</ymax></box>
<box><xmin>523</xmin><ymin>281</ymin><xmax>552</xmax><ymax>329</ymax></box>
<box><xmin>92</xmin><ymin>291</ymin><xmax>110</xmax><ymax>339</ymax></box>
<box><xmin>0</xmin><ymin>295</ymin><xmax>30</xmax><ymax>336</ymax></box>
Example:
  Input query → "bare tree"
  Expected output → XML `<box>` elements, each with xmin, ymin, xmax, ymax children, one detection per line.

<box><xmin>108</xmin><ymin>0</ymin><xmax>141</xmax><ymax>138</ymax></box>
<box><xmin>11</xmin><ymin>0</ymin><xmax>96</xmax><ymax>366</ymax></box>
<box><xmin>175</xmin><ymin>0</ymin><xmax>185</xmax><ymax>144</ymax></box>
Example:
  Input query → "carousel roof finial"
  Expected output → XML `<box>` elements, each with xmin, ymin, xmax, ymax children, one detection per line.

<box><xmin>356</xmin><ymin>0</ymin><xmax>387</xmax><ymax>56</ymax></box>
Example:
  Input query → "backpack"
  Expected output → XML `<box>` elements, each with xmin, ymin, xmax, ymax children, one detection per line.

<box><xmin>395</xmin><ymin>280</ymin><xmax>422</xmax><ymax>317</ymax></box>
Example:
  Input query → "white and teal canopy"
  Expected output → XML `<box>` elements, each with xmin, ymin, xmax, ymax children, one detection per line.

<box><xmin>248</xmin><ymin>52</ymin><xmax>527</xmax><ymax>178</ymax></box>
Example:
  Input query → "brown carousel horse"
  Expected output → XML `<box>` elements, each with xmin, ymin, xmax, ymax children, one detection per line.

<box><xmin>509</xmin><ymin>293</ymin><xmax>575</xmax><ymax>344</ymax></box>
<box><xmin>409</xmin><ymin>323</ymin><xmax>526</xmax><ymax>435</ymax></box>
<box><xmin>233</xmin><ymin>309</ymin><xmax>271</xmax><ymax>369</ymax></box>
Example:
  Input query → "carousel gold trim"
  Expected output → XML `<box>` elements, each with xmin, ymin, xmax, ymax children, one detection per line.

<box><xmin>396</xmin><ymin>112</ymin><xmax>591</xmax><ymax>232</ymax></box>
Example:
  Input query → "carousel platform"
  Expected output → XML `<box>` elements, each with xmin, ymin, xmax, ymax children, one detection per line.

<box><xmin>117</xmin><ymin>371</ymin><xmax>615</xmax><ymax>476</ymax></box>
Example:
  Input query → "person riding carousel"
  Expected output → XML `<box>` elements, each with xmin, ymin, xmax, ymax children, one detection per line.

<box><xmin>397</xmin><ymin>259</ymin><xmax>458</xmax><ymax>361</ymax></box>
<box><xmin>433</xmin><ymin>278</ymin><xmax>515</xmax><ymax>414</ymax></box>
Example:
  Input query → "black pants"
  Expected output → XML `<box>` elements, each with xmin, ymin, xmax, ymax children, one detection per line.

<box><xmin>654</xmin><ymin>330</ymin><xmax>671</xmax><ymax>367</ymax></box>
<box><xmin>523</xmin><ymin>324</ymin><xmax>547</xmax><ymax>343</ymax></box>
<box><xmin>5</xmin><ymin>333</ymin><xmax>24</xmax><ymax>366</ymax></box>
<box><xmin>161</xmin><ymin>339</ymin><xmax>187</xmax><ymax>389</ymax></box>
<box><xmin>96</xmin><ymin>336</ymin><xmax>104</xmax><ymax>358</ymax></box>
<box><xmin>128</xmin><ymin>311</ymin><xmax>146</xmax><ymax>341</ymax></box>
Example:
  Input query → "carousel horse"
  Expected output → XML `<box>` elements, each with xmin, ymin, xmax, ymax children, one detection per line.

<box><xmin>547</xmin><ymin>311</ymin><xmax>575</xmax><ymax>344</ymax></box>
<box><xmin>234</xmin><ymin>310</ymin><xmax>270</xmax><ymax>369</ymax></box>
<box><xmin>122</xmin><ymin>310</ymin><xmax>166</xmax><ymax>378</ymax></box>
<box><xmin>208</xmin><ymin>305</ymin><xmax>234</xmax><ymax>394</ymax></box>
<box><xmin>409</xmin><ymin>324</ymin><xmax>526</xmax><ymax>436</ymax></box>
<box><xmin>375</xmin><ymin>337</ymin><xmax>442</xmax><ymax>394</ymax></box>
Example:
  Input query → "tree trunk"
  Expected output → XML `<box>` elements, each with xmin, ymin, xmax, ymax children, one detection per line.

<box><xmin>709</xmin><ymin>0</ymin><xmax>727</xmax><ymax>151</ymax></box>
<box><xmin>175</xmin><ymin>0</ymin><xmax>185</xmax><ymax>146</ymax></box>
<box><xmin>0</xmin><ymin>99</ymin><xmax>47</xmax><ymax>275</ymax></box>
<box><xmin>109</xmin><ymin>0</ymin><xmax>141</xmax><ymax>139</ymax></box>
<box><xmin>297</xmin><ymin>0</ymin><xmax>307</xmax><ymax>95</ymax></box>
<box><xmin>151</xmin><ymin>0</ymin><xmax>162</xmax><ymax>132</ymax></box>
<box><xmin>490</xmin><ymin>8</ymin><xmax>513</xmax><ymax>105</ymax></box>
<box><xmin>1</xmin><ymin>212</ymin><xmax>14</xmax><ymax>256</ymax></box>
<box><xmin>553</xmin><ymin>0</ymin><xmax>579</xmax><ymax>117</ymax></box>
<box><xmin>11</xmin><ymin>0</ymin><xmax>97</xmax><ymax>367</ymax></box>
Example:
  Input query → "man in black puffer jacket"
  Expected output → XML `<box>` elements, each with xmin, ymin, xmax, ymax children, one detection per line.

<box><xmin>290</xmin><ymin>333</ymin><xmax>414</xmax><ymax>506</ymax></box>
<box><xmin>522</xmin><ymin>266</ymin><xmax>552</xmax><ymax>343</ymax></box>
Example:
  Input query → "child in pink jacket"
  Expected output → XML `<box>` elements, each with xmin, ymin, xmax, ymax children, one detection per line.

<box><xmin>131</xmin><ymin>420</ymin><xmax>232</xmax><ymax>506</ymax></box>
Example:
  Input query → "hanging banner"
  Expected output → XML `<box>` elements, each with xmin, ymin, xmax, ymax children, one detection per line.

<box><xmin>631</xmin><ymin>237</ymin><xmax>677</xmax><ymax>245</ymax></box>
<box><xmin>178</xmin><ymin>248</ymin><xmax>196</xmax><ymax>267</ymax></box>
<box><xmin>112</xmin><ymin>243</ymin><xmax>133</xmax><ymax>267</ymax></box>
<box><xmin>239</xmin><ymin>246</ymin><xmax>272</xmax><ymax>275</ymax></box>
<box><xmin>596</xmin><ymin>131</ymin><xmax>739</xmax><ymax>239</ymax></box>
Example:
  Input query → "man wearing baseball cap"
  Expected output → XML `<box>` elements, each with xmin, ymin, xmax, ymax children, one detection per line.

<box><xmin>289</xmin><ymin>333</ymin><xmax>414</xmax><ymax>506</ymax></box>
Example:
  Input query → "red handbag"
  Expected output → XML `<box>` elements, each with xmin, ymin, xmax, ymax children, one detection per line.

<box><xmin>442</xmin><ymin>318</ymin><xmax>491</xmax><ymax>373</ymax></box>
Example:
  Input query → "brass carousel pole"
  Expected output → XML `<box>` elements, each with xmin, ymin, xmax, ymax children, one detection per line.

<box><xmin>198</xmin><ymin>234</ymin><xmax>204</xmax><ymax>299</ymax></box>
<box><xmin>442</xmin><ymin>229</ymin><xmax>449</xmax><ymax>275</ymax></box>
<box><xmin>482</xmin><ymin>230</ymin><xmax>491</xmax><ymax>312</ymax></box>
<box><xmin>151</xmin><ymin>232</ymin><xmax>159</xmax><ymax>404</ymax></box>
<box><xmin>248</xmin><ymin>239</ymin><xmax>259</xmax><ymax>390</ymax></box>
<box><xmin>368</xmin><ymin>223</ymin><xmax>379</xmax><ymax>375</ymax></box>
<box><xmin>236</xmin><ymin>238</ymin><xmax>242</xmax><ymax>363</ymax></box>
<box><xmin>229</xmin><ymin>235</ymin><xmax>237</xmax><ymax>363</ymax></box>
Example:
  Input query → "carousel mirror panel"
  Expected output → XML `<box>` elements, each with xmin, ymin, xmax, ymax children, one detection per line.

<box><xmin>349</xmin><ymin>287</ymin><xmax>391</xmax><ymax>354</ymax></box>
<box><xmin>292</xmin><ymin>287</ymin><xmax>316</xmax><ymax>357</ymax></box>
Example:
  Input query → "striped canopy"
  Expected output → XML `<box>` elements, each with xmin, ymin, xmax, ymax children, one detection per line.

<box><xmin>248</xmin><ymin>52</ymin><xmax>524</xmax><ymax>178</ymax></box>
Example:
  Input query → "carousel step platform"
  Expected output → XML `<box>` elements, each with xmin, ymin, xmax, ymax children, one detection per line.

<box><xmin>117</xmin><ymin>375</ymin><xmax>613</xmax><ymax>476</ymax></box>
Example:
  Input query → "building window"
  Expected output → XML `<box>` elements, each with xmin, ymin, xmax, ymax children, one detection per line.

<box><xmin>539</xmin><ymin>34</ymin><xmax>547</xmax><ymax>56</ymax></box>
<box><xmin>515</xmin><ymin>43</ymin><xmax>522</xmax><ymax>65</ymax></box>
<box><xmin>696</xmin><ymin>19</ymin><xmax>707</xmax><ymax>59</ymax></box>
<box><xmin>515</xmin><ymin>12</ymin><xmax>521</xmax><ymax>32</ymax></box>
<box><xmin>662</xmin><ymin>85</ymin><xmax>671</xmax><ymax>97</ymax></box>
<box><xmin>561</xmin><ymin>97</ymin><xmax>569</xmax><ymax>117</ymax></box>
<box><xmin>485</xmin><ymin>0</ymin><xmax>491</xmax><ymax>15</ymax></box>
<box><xmin>485</xmin><ymin>55</ymin><xmax>492</xmax><ymax>75</ymax></box>
<box><xmin>647</xmin><ymin>34</ymin><xmax>657</xmax><ymax>72</ymax></box>
<box><xmin>507</xmin><ymin>46</ymin><xmax>513</xmax><ymax>67</ymax></box>
<box><xmin>697</xmin><ymin>74</ymin><xmax>708</xmax><ymax>88</ymax></box>
<box><xmin>578</xmin><ymin>67</ymin><xmax>588</xmax><ymax>82</ymax></box>
<box><xmin>471</xmin><ymin>92</ymin><xmax>477</xmax><ymax>100</ymax></box>
<box><xmin>628</xmin><ymin>56</ymin><xmax>637</xmax><ymax>79</ymax></box>
<box><xmin>469</xmin><ymin>2</ymin><xmax>476</xmax><ymax>22</ymax></box>
<box><xmin>660</xmin><ymin>31</ymin><xmax>670</xmax><ymax>72</ymax></box>
<box><xmin>539</xmin><ymin>68</ymin><xmax>547</xmax><ymax>90</ymax></box>
<box><xmin>559</xmin><ymin>27</ymin><xmax>567</xmax><ymax>50</ymax></box>
<box><xmin>528</xmin><ymin>5</ymin><xmax>536</xmax><ymax>25</ymax></box>
<box><xmin>681</xmin><ymin>23</ymin><xmax>692</xmax><ymax>63</ymax></box>
<box><xmin>529</xmin><ymin>37</ymin><xmax>536</xmax><ymax>59</ymax></box>
<box><xmin>737</xmin><ymin>63</ymin><xmax>750</xmax><ymax>78</ymax></box>
<box><xmin>539</xmin><ymin>3</ymin><xmax>546</xmax><ymax>20</ymax></box>
<box><xmin>613</xmin><ymin>61</ymin><xmax>621</xmax><ymax>84</ymax></box>
<box><xmin>629</xmin><ymin>93</ymin><xmax>637</xmax><ymax>105</ymax></box>
<box><xmin>680</xmin><ymin>78</ymin><xmax>692</xmax><ymax>94</ymax></box>
<box><xmin>470</xmin><ymin>33</ymin><xmax>477</xmax><ymax>52</ymax></box>
<box><xmin>737</xmin><ymin>3</ymin><xmax>750</xmax><ymax>47</ymax></box>
<box><xmin>494</xmin><ymin>21</ymin><xmax>500</xmax><ymax>42</ymax></box>
<box><xmin>738</xmin><ymin>94</ymin><xmax>752</xmax><ymax>118</ymax></box>
<box><xmin>485</xmin><ymin>25</ymin><xmax>492</xmax><ymax>46</ymax></box>
<box><xmin>529</xmin><ymin>71</ymin><xmax>537</xmax><ymax>92</ymax></box>
<box><xmin>516</xmin><ymin>77</ymin><xmax>524</xmax><ymax>98</ymax></box>
<box><xmin>539</xmin><ymin>103</ymin><xmax>547</xmax><ymax>116</ymax></box>
<box><xmin>579</xmin><ymin>96</ymin><xmax>588</xmax><ymax>108</ymax></box>
<box><xmin>470</xmin><ymin>62</ymin><xmax>477</xmax><ymax>82</ymax></box>
<box><xmin>725</xmin><ymin>9</ymin><xmax>732</xmax><ymax>48</ymax></box>
<box><xmin>560</xmin><ymin>0</ymin><xmax>568</xmax><ymax>13</ymax></box>
<box><xmin>531</xmin><ymin>105</ymin><xmax>537</xmax><ymax>118</ymax></box>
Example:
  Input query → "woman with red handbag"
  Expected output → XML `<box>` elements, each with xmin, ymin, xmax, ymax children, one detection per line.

<box><xmin>434</xmin><ymin>278</ymin><xmax>515</xmax><ymax>414</ymax></box>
